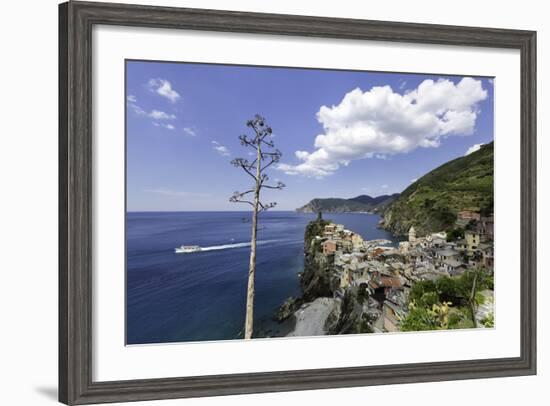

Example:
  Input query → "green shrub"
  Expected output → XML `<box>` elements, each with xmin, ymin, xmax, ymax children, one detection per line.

<box><xmin>400</xmin><ymin>306</ymin><xmax>438</xmax><ymax>332</ymax></box>
<box><xmin>401</xmin><ymin>269</ymin><xmax>493</xmax><ymax>332</ymax></box>
<box><xmin>409</xmin><ymin>280</ymin><xmax>436</xmax><ymax>303</ymax></box>
<box><xmin>436</xmin><ymin>277</ymin><xmax>459</xmax><ymax>303</ymax></box>
<box><xmin>447</xmin><ymin>228</ymin><xmax>465</xmax><ymax>242</ymax></box>
<box><xmin>418</xmin><ymin>291</ymin><xmax>439</xmax><ymax>308</ymax></box>
<box><xmin>482</xmin><ymin>313</ymin><xmax>494</xmax><ymax>328</ymax></box>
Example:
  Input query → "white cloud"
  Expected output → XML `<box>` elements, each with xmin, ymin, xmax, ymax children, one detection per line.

<box><xmin>212</xmin><ymin>141</ymin><xmax>231</xmax><ymax>156</ymax></box>
<box><xmin>148</xmin><ymin>78</ymin><xmax>180</xmax><ymax>103</ymax></box>
<box><xmin>381</xmin><ymin>184</ymin><xmax>389</xmax><ymax>189</ymax></box>
<box><xmin>144</xmin><ymin>189</ymin><xmax>211</xmax><ymax>197</ymax></box>
<box><xmin>152</xmin><ymin>122</ymin><xmax>175</xmax><ymax>130</ymax></box>
<box><xmin>183</xmin><ymin>127</ymin><xmax>197</xmax><ymax>137</ymax></box>
<box><xmin>277</xmin><ymin>77</ymin><xmax>488</xmax><ymax>178</ymax></box>
<box><xmin>465</xmin><ymin>143</ymin><xmax>484</xmax><ymax>156</ymax></box>
<box><xmin>127</xmin><ymin>94</ymin><xmax>137</xmax><ymax>103</ymax></box>
<box><xmin>149</xmin><ymin>110</ymin><xmax>176</xmax><ymax>120</ymax></box>
<box><xmin>128</xmin><ymin>101</ymin><xmax>146</xmax><ymax>116</ymax></box>
<box><xmin>127</xmin><ymin>99</ymin><xmax>177</xmax><ymax>122</ymax></box>
<box><xmin>411</xmin><ymin>178</ymin><xmax>418</xmax><ymax>183</ymax></box>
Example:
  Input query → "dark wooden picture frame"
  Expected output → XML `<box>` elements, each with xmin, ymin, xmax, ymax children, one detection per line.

<box><xmin>59</xmin><ymin>1</ymin><xmax>536</xmax><ymax>404</ymax></box>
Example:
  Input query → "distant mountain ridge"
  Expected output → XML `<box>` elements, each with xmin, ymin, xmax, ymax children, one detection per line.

<box><xmin>296</xmin><ymin>193</ymin><xmax>399</xmax><ymax>214</ymax></box>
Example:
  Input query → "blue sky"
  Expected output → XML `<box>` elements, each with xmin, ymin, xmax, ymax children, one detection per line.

<box><xmin>126</xmin><ymin>61</ymin><xmax>494</xmax><ymax>211</ymax></box>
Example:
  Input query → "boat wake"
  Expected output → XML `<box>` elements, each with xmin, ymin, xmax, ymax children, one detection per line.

<box><xmin>176</xmin><ymin>239</ymin><xmax>281</xmax><ymax>254</ymax></box>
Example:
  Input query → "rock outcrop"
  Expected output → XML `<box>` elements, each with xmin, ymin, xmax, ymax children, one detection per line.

<box><xmin>276</xmin><ymin>217</ymin><xmax>383</xmax><ymax>336</ymax></box>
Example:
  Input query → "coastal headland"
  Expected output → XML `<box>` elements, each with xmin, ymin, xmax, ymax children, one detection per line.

<box><xmin>274</xmin><ymin>211</ymin><xmax>495</xmax><ymax>336</ymax></box>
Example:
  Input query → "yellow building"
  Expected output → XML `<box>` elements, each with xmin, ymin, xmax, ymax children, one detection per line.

<box><xmin>323</xmin><ymin>224</ymin><xmax>336</xmax><ymax>237</ymax></box>
<box><xmin>351</xmin><ymin>233</ymin><xmax>364</xmax><ymax>249</ymax></box>
<box><xmin>465</xmin><ymin>230</ymin><xmax>480</xmax><ymax>253</ymax></box>
<box><xmin>340</xmin><ymin>267</ymin><xmax>352</xmax><ymax>289</ymax></box>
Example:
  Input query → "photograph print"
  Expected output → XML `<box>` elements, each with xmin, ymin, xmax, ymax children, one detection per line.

<box><xmin>125</xmin><ymin>60</ymin><xmax>495</xmax><ymax>345</ymax></box>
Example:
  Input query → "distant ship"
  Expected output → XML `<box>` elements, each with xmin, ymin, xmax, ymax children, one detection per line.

<box><xmin>174</xmin><ymin>245</ymin><xmax>202</xmax><ymax>254</ymax></box>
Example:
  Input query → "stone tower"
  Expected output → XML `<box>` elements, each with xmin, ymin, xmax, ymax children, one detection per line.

<box><xmin>408</xmin><ymin>226</ymin><xmax>416</xmax><ymax>243</ymax></box>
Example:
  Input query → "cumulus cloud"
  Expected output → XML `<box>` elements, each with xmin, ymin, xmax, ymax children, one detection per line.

<box><xmin>148</xmin><ymin>78</ymin><xmax>180</xmax><ymax>103</ymax></box>
<box><xmin>277</xmin><ymin>77</ymin><xmax>487</xmax><ymax>178</ymax></box>
<box><xmin>212</xmin><ymin>141</ymin><xmax>230</xmax><ymax>156</ymax></box>
<box><xmin>465</xmin><ymin>143</ymin><xmax>484</xmax><ymax>156</ymax></box>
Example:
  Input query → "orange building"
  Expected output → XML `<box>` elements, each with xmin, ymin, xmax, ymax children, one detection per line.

<box><xmin>322</xmin><ymin>240</ymin><xmax>337</xmax><ymax>255</ymax></box>
<box><xmin>457</xmin><ymin>209</ymin><xmax>481</xmax><ymax>222</ymax></box>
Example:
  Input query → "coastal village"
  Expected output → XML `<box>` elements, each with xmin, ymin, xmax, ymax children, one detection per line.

<box><xmin>288</xmin><ymin>208</ymin><xmax>494</xmax><ymax>334</ymax></box>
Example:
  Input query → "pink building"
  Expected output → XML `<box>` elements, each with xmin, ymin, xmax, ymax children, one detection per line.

<box><xmin>457</xmin><ymin>209</ymin><xmax>481</xmax><ymax>222</ymax></box>
<box><xmin>322</xmin><ymin>240</ymin><xmax>337</xmax><ymax>255</ymax></box>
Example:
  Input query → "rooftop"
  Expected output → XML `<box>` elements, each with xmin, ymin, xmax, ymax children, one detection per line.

<box><xmin>443</xmin><ymin>259</ymin><xmax>464</xmax><ymax>268</ymax></box>
<box><xmin>436</xmin><ymin>249</ymin><xmax>459</xmax><ymax>257</ymax></box>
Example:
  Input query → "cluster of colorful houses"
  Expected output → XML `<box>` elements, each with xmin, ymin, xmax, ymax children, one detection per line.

<box><xmin>316</xmin><ymin>208</ymin><xmax>494</xmax><ymax>333</ymax></box>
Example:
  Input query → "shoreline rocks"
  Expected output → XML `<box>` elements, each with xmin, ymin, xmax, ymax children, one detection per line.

<box><xmin>275</xmin><ymin>297</ymin><xmax>303</xmax><ymax>322</ymax></box>
<box><xmin>286</xmin><ymin>298</ymin><xmax>341</xmax><ymax>337</ymax></box>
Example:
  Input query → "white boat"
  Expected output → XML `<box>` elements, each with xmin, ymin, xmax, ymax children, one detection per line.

<box><xmin>174</xmin><ymin>245</ymin><xmax>202</xmax><ymax>254</ymax></box>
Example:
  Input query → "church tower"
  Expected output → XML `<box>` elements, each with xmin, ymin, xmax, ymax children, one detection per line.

<box><xmin>408</xmin><ymin>226</ymin><xmax>416</xmax><ymax>243</ymax></box>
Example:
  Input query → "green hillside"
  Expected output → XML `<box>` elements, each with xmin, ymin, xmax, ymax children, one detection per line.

<box><xmin>381</xmin><ymin>142</ymin><xmax>494</xmax><ymax>236</ymax></box>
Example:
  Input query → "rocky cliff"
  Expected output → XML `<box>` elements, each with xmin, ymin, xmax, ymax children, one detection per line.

<box><xmin>300</xmin><ymin>219</ymin><xmax>340</xmax><ymax>300</ymax></box>
<box><xmin>275</xmin><ymin>217</ymin><xmax>380</xmax><ymax>336</ymax></box>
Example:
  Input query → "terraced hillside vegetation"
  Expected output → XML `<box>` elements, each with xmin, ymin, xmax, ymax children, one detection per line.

<box><xmin>381</xmin><ymin>142</ymin><xmax>494</xmax><ymax>236</ymax></box>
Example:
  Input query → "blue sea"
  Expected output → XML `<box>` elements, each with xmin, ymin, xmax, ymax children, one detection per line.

<box><xmin>126</xmin><ymin>211</ymin><xmax>398</xmax><ymax>344</ymax></box>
